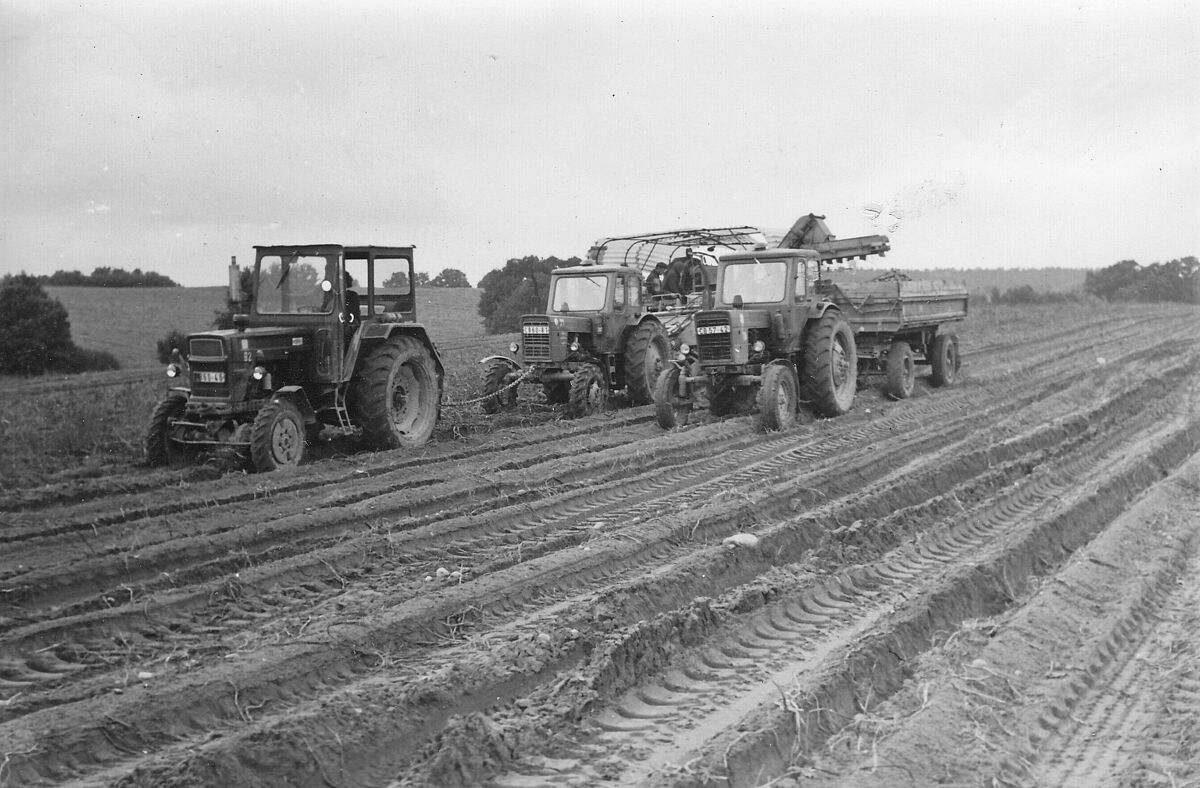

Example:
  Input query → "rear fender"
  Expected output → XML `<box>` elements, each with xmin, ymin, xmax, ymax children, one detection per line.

<box><xmin>352</xmin><ymin>324</ymin><xmax>446</xmax><ymax>381</ymax></box>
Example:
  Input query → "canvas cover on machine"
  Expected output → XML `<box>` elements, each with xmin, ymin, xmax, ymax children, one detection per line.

<box><xmin>586</xmin><ymin>226</ymin><xmax>768</xmax><ymax>274</ymax></box>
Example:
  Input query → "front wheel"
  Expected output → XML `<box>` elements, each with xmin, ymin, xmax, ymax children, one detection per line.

<box><xmin>624</xmin><ymin>321</ymin><xmax>670</xmax><ymax>405</ymax></box>
<box><xmin>480</xmin><ymin>359</ymin><xmax>518</xmax><ymax>414</ymax></box>
<box><xmin>250</xmin><ymin>398</ymin><xmax>307</xmax><ymax>472</ymax></box>
<box><xmin>653</xmin><ymin>365</ymin><xmax>693</xmax><ymax>429</ymax></box>
<box><xmin>804</xmin><ymin>312</ymin><xmax>857</xmax><ymax>416</ymax></box>
<box><xmin>145</xmin><ymin>392</ymin><xmax>195</xmax><ymax>467</ymax></box>
<box><xmin>757</xmin><ymin>364</ymin><xmax>798</xmax><ymax>431</ymax></box>
<box><xmin>885</xmin><ymin>340</ymin><xmax>916</xmax><ymax>400</ymax></box>
<box><xmin>352</xmin><ymin>335</ymin><xmax>441</xmax><ymax>448</ymax></box>
<box><xmin>930</xmin><ymin>332</ymin><xmax>961</xmax><ymax>387</ymax></box>
<box><xmin>567</xmin><ymin>364</ymin><xmax>608</xmax><ymax>418</ymax></box>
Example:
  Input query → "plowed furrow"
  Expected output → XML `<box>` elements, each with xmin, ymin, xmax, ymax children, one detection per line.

<box><xmin>3</xmin><ymin>343</ymin><xmax>1189</xmax><ymax>786</ymax></box>
<box><xmin>481</xmin><ymin>387</ymin><xmax>1195</xmax><ymax>786</ymax></box>
<box><xmin>618</xmin><ymin>418</ymin><xmax>1200</xmax><ymax>788</ymax></box>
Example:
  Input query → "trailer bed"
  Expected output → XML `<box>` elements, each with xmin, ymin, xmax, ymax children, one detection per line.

<box><xmin>822</xmin><ymin>277</ymin><xmax>968</xmax><ymax>335</ymax></box>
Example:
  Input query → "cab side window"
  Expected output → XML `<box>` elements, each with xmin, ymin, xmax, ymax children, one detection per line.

<box><xmin>626</xmin><ymin>276</ymin><xmax>642</xmax><ymax>309</ymax></box>
<box><xmin>613</xmin><ymin>276</ymin><xmax>626</xmax><ymax>309</ymax></box>
<box><xmin>794</xmin><ymin>265</ymin><xmax>808</xmax><ymax>300</ymax></box>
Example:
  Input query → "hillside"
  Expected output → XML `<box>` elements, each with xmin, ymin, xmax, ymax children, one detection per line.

<box><xmin>45</xmin><ymin>285</ymin><xmax>484</xmax><ymax>370</ymax></box>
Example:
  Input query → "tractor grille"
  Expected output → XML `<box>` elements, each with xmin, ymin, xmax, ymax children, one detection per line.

<box><xmin>695</xmin><ymin>315</ymin><xmax>733</xmax><ymax>362</ymax></box>
<box><xmin>522</xmin><ymin>319</ymin><xmax>551</xmax><ymax>361</ymax></box>
<box><xmin>189</xmin><ymin>360</ymin><xmax>230</xmax><ymax>398</ymax></box>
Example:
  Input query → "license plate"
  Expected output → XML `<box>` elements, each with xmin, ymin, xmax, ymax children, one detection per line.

<box><xmin>197</xmin><ymin>371</ymin><xmax>226</xmax><ymax>383</ymax></box>
<box><xmin>523</xmin><ymin>324</ymin><xmax>550</xmax><ymax>334</ymax></box>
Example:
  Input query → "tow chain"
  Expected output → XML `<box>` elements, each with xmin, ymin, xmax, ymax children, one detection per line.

<box><xmin>440</xmin><ymin>365</ymin><xmax>536</xmax><ymax>408</ymax></box>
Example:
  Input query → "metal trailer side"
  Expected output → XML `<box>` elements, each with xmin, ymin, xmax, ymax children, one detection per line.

<box><xmin>821</xmin><ymin>277</ymin><xmax>969</xmax><ymax>368</ymax></box>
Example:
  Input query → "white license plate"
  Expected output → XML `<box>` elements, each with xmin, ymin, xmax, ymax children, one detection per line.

<box><xmin>523</xmin><ymin>325</ymin><xmax>550</xmax><ymax>334</ymax></box>
<box><xmin>197</xmin><ymin>371</ymin><xmax>226</xmax><ymax>383</ymax></box>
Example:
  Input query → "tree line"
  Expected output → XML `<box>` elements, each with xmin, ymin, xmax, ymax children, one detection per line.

<box><xmin>40</xmin><ymin>267</ymin><xmax>179</xmax><ymax>287</ymax></box>
<box><xmin>1083</xmin><ymin>257</ymin><xmax>1198</xmax><ymax>303</ymax></box>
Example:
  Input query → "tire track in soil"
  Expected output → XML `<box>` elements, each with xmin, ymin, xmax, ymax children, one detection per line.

<box><xmin>432</xmin><ymin>368</ymin><xmax>1200</xmax><ymax>787</ymax></box>
<box><xmin>2</xmin><ymin>330</ymin><xmax>1178</xmax><ymax>714</ymax></box>
<box><xmin>0</xmin><ymin>305</ymin><xmax>1195</xmax><ymax>782</ymax></box>
<box><xmin>1019</xmin><ymin>508</ymin><xmax>1200</xmax><ymax>788</ymax></box>
<box><xmin>4</xmin><ymin>335</ymin><xmax>1190</xmax><ymax>782</ymax></box>
<box><xmin>797</xmin><ymin>436</ymin><xmax>1200</xmax><ymax>788</ymax></box>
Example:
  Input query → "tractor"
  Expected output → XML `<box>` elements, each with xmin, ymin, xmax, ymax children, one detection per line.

<box><xmin>145</xmin><ymin>245</ymin><xmax>443</xmax><ymax>472</ymax></box>
<box><xmin>654</xmin><ymin>215</ymin><xmax>967</xmax><ymax>430</ymax></box>
<box><xmin>479</xmin><ymin>226</ymin><xmax>766</xmax><ymax>417</ymax></box>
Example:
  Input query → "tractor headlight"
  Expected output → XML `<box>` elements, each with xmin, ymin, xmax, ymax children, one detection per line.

<box><xmin>252</xmin><ymin>365</ymin><xmax>267</xmax><ymax>380</ymax></box>
<box><xmin>569</xmin><ymin>339</ymin><xmax>581</xmax><ymax>352</ymax></box>
<box><xmin>679</xmin><ymin>343</ymin><xmax>691</xmax><ymax>355</ymax></box>
<box><xmin>752</xmin><ymin>340</ymin><xmax>766</xmax><ymax>353</ymax></box>
<box><xmin>509</xmin><ymin>341</ymin><xmax>520</xmax><ymax>354</ymax></box>
<box><xmin>166</xmin><ymin>363</ymin><xmax>181</xmax><ymax>378</ymax></box>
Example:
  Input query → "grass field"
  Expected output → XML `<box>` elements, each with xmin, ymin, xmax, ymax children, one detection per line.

<box><xmin>1</xmin><ymin>286</ymin><xmax>504</xmax><ymax>488</ymax></box>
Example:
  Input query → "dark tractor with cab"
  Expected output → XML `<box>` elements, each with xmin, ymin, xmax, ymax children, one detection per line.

<box><xmin>145</xmin><ymin>244</ymin><xmax>443</xmax><ymax>472</ymax></box>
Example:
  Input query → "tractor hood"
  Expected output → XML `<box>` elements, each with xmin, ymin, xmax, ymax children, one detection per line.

<box><xmin>186</xmin><ymin>327</ymin><xmax>314</xmax><ymax>363</ymax></box>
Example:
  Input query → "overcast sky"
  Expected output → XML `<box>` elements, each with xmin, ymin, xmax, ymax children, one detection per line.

<box><xmin>2</xmin><ymin>0</ymin><xmax>1197</xmax><ymax>287</ymax></box>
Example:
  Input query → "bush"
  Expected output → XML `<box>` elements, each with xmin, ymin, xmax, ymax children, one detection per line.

<box><xmin>477</xmin><ymin>255</ymin><xmax>578</xmax><ymax>334</ymax></box>
<box><xmin>0</xmin><ymin>273</ymin><xmax>123</xmax><ymax>376</ymax></box>
<box><xmin>0</xmin><ymin>273</ymin><xmax>77</xmax><ymax>375</ymax></box>
<box><xmin>156</xmin><ymin>329</ymin><xmax>190</xmax><ymax>364</ymax></box>
<box><xmin>57</xmin><ymin>347</ymin><xmax>121</xmax><ymax>373</ymax></box>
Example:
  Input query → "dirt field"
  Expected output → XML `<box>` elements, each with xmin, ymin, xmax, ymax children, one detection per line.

<box><xmin>2</xmin><ymin>303</ymin><xmax>1200</xmax><ymax>788</ymax></box>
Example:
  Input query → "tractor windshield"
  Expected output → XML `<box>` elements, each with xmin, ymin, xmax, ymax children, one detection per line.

<box><xmin>256</xmin><ymin>255</ymin><xmax>333</xmax><ymax>314</ymax></box>
<box><xmin>551</xmin><ymin>275</ymin><xmax>609</xmax><ymax>313</ymax></box>
<box><xmin>720</xmin><ymin>260</ymin><xmax>788</xmax><ymax>304</ymax></box>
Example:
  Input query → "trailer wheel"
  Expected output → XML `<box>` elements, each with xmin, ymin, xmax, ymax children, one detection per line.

<box><xmin>567</xmin><ymin>363</ymin><xmax>608</xmax><ymax>418</ymax></box>
<box><xmin>145</xmin><ymin>392</ymin><xmax>195</xmax><ymax>467</ymax></box>
<box><xmin>930</xmin><ymin>332</ymin><xmax>961</xmax><ymax>387</ymax></box>
<box><xmin>653</xmin><ymin>366</ymin><xmax>692</xmax><ymax>429</ymax></box>
<box><xmin>804</xmin><ymin>312</ymin><xmax>857</xmax><ymax>416</ymax></box>
<box><xmin>481</xmin><ymin>359</ymin><xmax>518</xmax><ymax>414</ymax></box>
<box><xmin>757</xmin><ymin>364</ymin><xmax>798</xmax><ymax>431</ymax></box>
<box><xmin>250</xmin><ymin>398</ymin><xmax>307</xmax><ymax>472</ymax></box>
<box><xmin>885</xmin><ymin>340</ymin><xmax>916</xmax><ymax>399</ymax></box>
<box><xmin>624</xmin><ymin>321</ymin><xmax>670</xmax><ymax>405</ymax></box>
<box><xmin>352</xmin><ymin>335</ymin><xmax>440</xmax><ymax>448</ymax></box>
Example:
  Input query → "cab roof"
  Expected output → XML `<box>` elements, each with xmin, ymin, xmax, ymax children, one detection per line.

<box><xmin>720</xmin><ymin>247</ymin><xmax>819</xmax><ymax>263</ymax></box>
<box><xmin>254</xmin><ymin>244</ymin><xmax>414</xmax><ymax>257</ymax></box>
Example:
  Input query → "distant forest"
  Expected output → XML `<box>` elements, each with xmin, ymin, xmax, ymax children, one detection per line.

<box><xmin>843</xmin><ymin>266</ymin><xmax>1086</xmax><ymax>301</ymax></box>
<box><xmin>850</xmin><ymin>258</ymin><xmax>1198</xmax><ymax>304</ymax></box>
<box><xmin>39</xmin><ymin>267</ymin><xmax>179</xmax><ymax>287</ymax></box>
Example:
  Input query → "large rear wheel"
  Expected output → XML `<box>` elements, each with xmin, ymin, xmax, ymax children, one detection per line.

<box><xmin>567</xmin><ymin>363</ymin><xmax>608</xmax><ymax>418</ymax></box>
<box><xmin>803</xmin><ymin>312</ymin><xmax>857</xmax><ymax>416</ymax></box>
<box><xmin>653</xmin><ymin>365</ymin><xmax>693</xmax><ymax>429</ymax></box>
<box><xmin>352</xmin><ymin>335</ymin><xmax>441</xmax><ymax>448</ymax></box>
<box><xmin>885</xmin><ymin>339</ymin><xmax>916</xmax><ymax>400</ymax></box>
<box><xmin>624</xmin><ymin>321</ymin><xmax>670</xmax><ymax>405</ymax></box>
<box><xmin>250</xmin><ymin>398</ymin><xmax>307</xmax><ymax>472</ymax></box>
<box><xmin>930</xmin><ymin>332</ymin><xmax>961</xmax><ymax>387</ymax></box>
<box><xmin>757</xmin><ymin>364</ymin><xmax>798</xmax><ymax>431</ymax></box>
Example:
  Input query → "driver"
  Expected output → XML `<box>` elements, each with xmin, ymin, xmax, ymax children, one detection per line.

<box><xmin>343</xmin><ymin>272</ymin><xmax>361</xmax><ymax>327</ymax></box>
